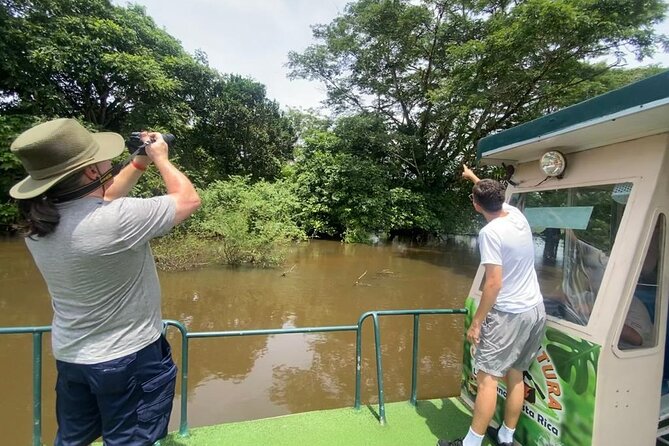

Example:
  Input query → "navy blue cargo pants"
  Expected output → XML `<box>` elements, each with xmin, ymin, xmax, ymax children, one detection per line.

<box><xmin>54</xmin><ymin>335</ymin><xmax>177</xmax><ymax>446</ymax></box>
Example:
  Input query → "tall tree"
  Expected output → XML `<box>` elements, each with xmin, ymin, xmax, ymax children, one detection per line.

<box><xmin>0</xmin><ymin>0</ymin><xmax>202</xmax><ymax>131</ymax></box>
<box><xmin>188</xmin><ymin>74</ymin><xmax>297</xmax><ymax>182</ymax></box>
<box><xmin>288</xmin><ymin>0</ymin><xmax>667</xmax><ymax>191</ymax></box>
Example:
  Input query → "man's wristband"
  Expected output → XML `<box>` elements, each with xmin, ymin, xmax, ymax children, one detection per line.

<box><xmin>131</xmin><ymin>160</ymin><xmax>147</xmax><ymax>172</ymax></box>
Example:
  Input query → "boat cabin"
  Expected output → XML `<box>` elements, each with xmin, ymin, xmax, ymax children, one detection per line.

<box><xmin>461</xmin><ymin>70</ymin><xmax>669</xmax><ymax>445</ymax></box>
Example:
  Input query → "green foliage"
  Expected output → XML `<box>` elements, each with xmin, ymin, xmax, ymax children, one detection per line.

<box><xmin>0</xmin><ymin>0</ymin><xmax>195</xmax><ymax>130</ymax></box>
<box><xmin>290</xmin><ymin>136</ymin><xmax>391</xmax><ymax>242</ymax></box>
<box><xmin>285</xmin><ymin>108</ymin><xmax>332</xmax><ymax>140</ymax></box>
<box><xmin>0</xmin><ymin>114</ymin><xmax>42</xmax><ymax>231</ymax></box>
<box><xmin>387</xmin><ymin>187</ymin><xmax>432</xmax><ymax>232</ymax></box>
<box><xmin>188</xmin><ymin>177</ymin><xmax>305</xmax><ymax>266</ymax></box>
<box><xmin>186</xmin><ymin>75</ymin><xmax>298</xmax><ymax>183</ymax></box>
<box><xmin>332</xmin><ymin>113</ymin><xmax>392</xmax><ymax>162</ymax></box>
<box><xmin>290</xmin><ymin>113</ymin><xmax>448</xmax><ymax>242</ymax></box>
<box><xmin>0</xmin><ymin>0</ymin><xmax>299</xmax><ymax>236</ymax></box>
<box><xmin>1</xmin><ymin>0</ymin><xmax>667</xmax><ymax>245</ymax></box>
<box><xmin>288</xmin><ymin>0</ymin><xmax>667</xmax><ymax>202</ymax></box>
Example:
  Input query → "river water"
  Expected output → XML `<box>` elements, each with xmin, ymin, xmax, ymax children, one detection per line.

<box><xmin>0</xmin><ymin>237</ymin><xmax>480</xmax><ymax>444</ymax></box>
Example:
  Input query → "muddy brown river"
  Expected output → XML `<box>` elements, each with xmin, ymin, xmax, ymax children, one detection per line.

<box><xmin>0</xmin><ymin>237</ymin><xmax>480</xmax><ymax>444</ymax></box>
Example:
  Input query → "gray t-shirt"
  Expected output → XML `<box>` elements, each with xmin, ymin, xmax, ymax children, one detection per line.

<box><xmin>26</xmin><ymin>195</ymin><xmax>176</xmax><ymax>364</ymax></box>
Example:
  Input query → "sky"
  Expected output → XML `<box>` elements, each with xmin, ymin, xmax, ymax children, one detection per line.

<box><xmin>112</xmin><ymin>0</ymin><xmax>669</xmax><ymax>111</ymax></box>
<box><xmin>112</xmin><ymin>0</ymin><xmax>351</xmax><ymax>111</ymax></box>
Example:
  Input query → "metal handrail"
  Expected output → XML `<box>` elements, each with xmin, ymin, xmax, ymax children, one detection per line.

<box><xmin>162</xmin><ymin>320</ymin><xmax>359</xmax><ymax>437</ymax></box>
<box><xmin>0</xmin><ymin>325</ymin><xmax>51</xmax><ymax>446</ymax></box>
<box><xmin>353</xmin><ymin>309</ymin><xmax>468</xmax><ymax>424</ymax></box>
<box><xmin>1</xmin><ymin>308</ymin><xmax>466</xmax><ymax>445</ymax></box>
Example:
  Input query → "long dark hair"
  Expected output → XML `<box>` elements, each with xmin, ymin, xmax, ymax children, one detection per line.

<box><xmin>15</xmin><ymin>170</ymin><xmax>86</xmax><ymax>238</ymax></box>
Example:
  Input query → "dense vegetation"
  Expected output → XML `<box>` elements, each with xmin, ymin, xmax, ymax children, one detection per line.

<box><xmin>1</xmin><ymin>0</ymin><xmax>667</xmax><ymax>267</ymax></box>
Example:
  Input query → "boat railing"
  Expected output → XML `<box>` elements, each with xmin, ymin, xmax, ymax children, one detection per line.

<box><xmin>0</xmin><ymin>308</ymin><xmax>467</xmax><ymax>446</ymax></box>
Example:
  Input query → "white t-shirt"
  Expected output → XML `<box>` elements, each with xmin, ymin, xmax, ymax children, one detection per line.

<box><xmin>478</xmin><ymin>203</ymin><xmax>543</xmax><ymax>313</ymax></box>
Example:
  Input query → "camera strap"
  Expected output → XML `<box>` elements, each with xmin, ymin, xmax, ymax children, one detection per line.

<box><xmin>50</xmin><ymin>150</ymin><xmax>142</xmax><ymax>203</ymax></box>
<box><xmin>50</xmin><ymin>165</ymin><xmax>120</xmax><ymax>203</ymax></box>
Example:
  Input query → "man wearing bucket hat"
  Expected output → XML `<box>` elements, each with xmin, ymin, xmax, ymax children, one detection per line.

<box><xmin>10</xmin><ymin>118</ymin><xmax>201</xmax><ymax>445</ymax></box>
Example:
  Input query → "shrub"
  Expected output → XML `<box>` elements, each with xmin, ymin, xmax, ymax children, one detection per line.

<box><xmin>186</xmin><ymin>176</ymin><xmax>305</xmax><ymax>267</ymax></box>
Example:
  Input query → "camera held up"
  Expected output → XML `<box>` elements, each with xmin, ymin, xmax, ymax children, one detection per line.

<box><xmin>126</xmin><ymin>132</ymin><xmax>175</xmax><ymax>156</ymax></box>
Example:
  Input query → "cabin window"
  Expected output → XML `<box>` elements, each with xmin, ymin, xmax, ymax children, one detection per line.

<box><xmin>510</xmin><ymin>183</ymin><xmax>632</xmax><ymax>326</ymax></box>
<box><xmin>617</xmin><ymin>215</ymin><xmax>663</xmax><ymax>350</ymax></box>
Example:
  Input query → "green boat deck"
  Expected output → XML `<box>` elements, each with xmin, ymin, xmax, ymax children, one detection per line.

<box><xmin>143</xmin><ymin>398</ymin><xmax>494</xmax><ymax>446</ymax></box>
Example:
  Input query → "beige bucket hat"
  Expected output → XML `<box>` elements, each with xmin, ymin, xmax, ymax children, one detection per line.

<box><xmin>9</xmin><ymin>118</ymin><xmax>125</xmax><ymax>199</ymax></box>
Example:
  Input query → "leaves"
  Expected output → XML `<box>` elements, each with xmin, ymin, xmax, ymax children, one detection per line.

<box><xmin>545</xmin><ymin>328</ymin><xmax>599</xmax><ymax>395</ymax></box>
<box><xmin>187</xmin><ymin>177</ymin><xmax>305</xmax><ymax>266</ymax></box>
<box><xmin>184</xmin><ymin>74</ymin><xmax>297</xmax><ymax>184</ymax></box>
<box><xmin>1</xmin><ymin>0</ymin><xmax>666</xmax><ymax>240</ymax></box>
<box><xmin>0</xmin><ymin>0</ymin><xmax>197</xmax><ymax>130</ymax></box>
<box><xmin>289</xmin><ymin>0</ymin><xmax>667</xmax><ymax>193</ymax></box>
<box><xmin>0</xmin><ymin>113</ymin><xmax>41</xmax><ymax>231</ymax></box>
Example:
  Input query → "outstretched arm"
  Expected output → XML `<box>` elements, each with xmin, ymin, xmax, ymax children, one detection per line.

<box><xmin>462</xmin><ymin>164</ymin><xmax>481</xmax><ymax>184</ymax></box>
<box><xmin>103</xmin><ymin>155</ymin><xmax>151</xmax><ymax>201</ymax></box>
<box><xmin>145</xmin><ymin>132</ymin><xmax>201</xmax><ymax>225</ymax></box>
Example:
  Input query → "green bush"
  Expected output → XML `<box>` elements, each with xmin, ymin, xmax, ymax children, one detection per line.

<box><xmin>152</xmin><ymin>233</ymin><xmax>215</xmax><ymax>271</ymax></box>
<box><xmin>290</xmin><ymin>144</ymin><xmax>392</xmax><ymax>242</ymax></box>
<box><xmin>186</xmin><ymin>176</ymin><xmax>306</xmax><ymax>267</ymax></box>
<box><xmin>0</xmin><ymin>114</ymin><xmax>43</xmax><ymax>232</ymax></box>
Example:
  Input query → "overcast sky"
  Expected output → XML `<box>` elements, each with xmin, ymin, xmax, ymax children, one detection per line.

<box><xmin>113</xmin><ymin>0</ymin><xmax>669</xmax><ymax>111</ymax></box>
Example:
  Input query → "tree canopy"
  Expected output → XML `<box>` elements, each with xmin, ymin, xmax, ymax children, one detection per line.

<box><xmin>0</xmin><ymin>0</ymin><xmax>192</xmax><ymax>130</ymax></box>
<box><xmin>0</xmin><ymin>0</ymin><xmax>296</xmax><ymax>182</ymax></box>
<box><xmin>0</xmin><ymin>0</ymin><xmax>667</xmax><ymax>245</ymax></box>
<box><xmin>288</xmin><ymin>0</ymin><xmax>667</xmax><ymax>192</ymax></box>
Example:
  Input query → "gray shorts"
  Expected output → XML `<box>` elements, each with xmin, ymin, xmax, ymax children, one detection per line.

<box><xmin>474</xmin><ymin>302</ymin><xmax>546</xmax><ymax>377</ymax></box>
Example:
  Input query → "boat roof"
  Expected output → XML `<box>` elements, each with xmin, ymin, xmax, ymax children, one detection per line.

<box><xmin>476</xmin><ymin>70</ymin><xmax>669</xmax><ymax>164</ymax></box>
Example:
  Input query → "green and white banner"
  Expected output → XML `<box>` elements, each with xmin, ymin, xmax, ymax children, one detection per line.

<box><xmin>462</xmin><ymin>297</ymin><xmax>600</xmax><ymax>446</ymax></box>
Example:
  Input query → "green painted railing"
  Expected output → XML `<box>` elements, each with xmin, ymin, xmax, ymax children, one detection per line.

<box><xmin>353</xmin><ymin>309</ymin><xmax>467</xmax><ymax>424</ymax></box>
<box><xmin>0</xmin><ymin>308</ymin><xmax>466</xmax><ymax>445</ymax></box>
<box><xmin>0</xmin><ymin>326</ymin><xmax>51</xmax><ymax>446</ymax></box>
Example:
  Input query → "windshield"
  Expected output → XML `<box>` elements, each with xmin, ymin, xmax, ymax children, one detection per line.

<box><xmin>510</xmin><ymin>182</ymin><xmax>632</xmax><ymax>326</ymax></box>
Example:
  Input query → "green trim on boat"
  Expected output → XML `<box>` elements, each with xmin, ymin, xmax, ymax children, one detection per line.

<box><xmin>476</xmin><ymin>70</ymin><xmax>669</xmax><ymax>158</ymax></box>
